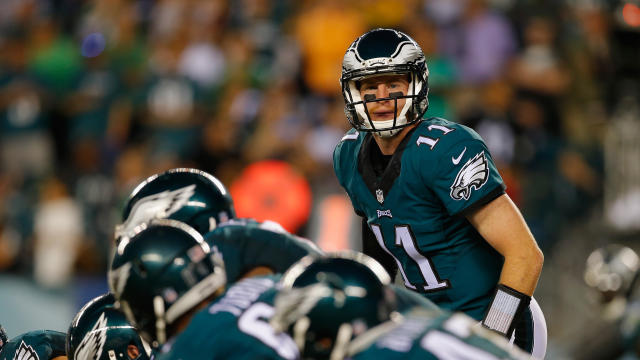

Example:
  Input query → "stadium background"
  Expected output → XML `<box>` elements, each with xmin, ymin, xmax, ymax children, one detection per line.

<box><xmin>1</xmin><ymin>0</ymin><xmax>639</xmax><ymax>358</ymax></box>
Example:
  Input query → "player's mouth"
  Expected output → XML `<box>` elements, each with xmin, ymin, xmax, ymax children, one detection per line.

<box><xmin>371</xmin><ymin>110</ymin><xmax>396</xmax><ymax>121</ymax></box>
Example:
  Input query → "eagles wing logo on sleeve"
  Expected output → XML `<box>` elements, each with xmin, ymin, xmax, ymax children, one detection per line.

<box><xmin>115</xmin><ymin>184</ymin><xmax>196</xmax><ymax>239</ymax></box>
<box><xmin>450</xmin><ymin>151</ymin><xmax>489</xmax><ymax>201</ymax></box>
<box><xmin>13</xmin><ymin>341</ymin><xmax>39</xmax><ymax>360</ymax></box>
<box><xmin>74</xmin><ymin>313</ymin><xmax>108</xmax><ymax>360</ymax></box>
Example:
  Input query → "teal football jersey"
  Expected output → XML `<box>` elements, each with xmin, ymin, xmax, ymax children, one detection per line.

<box><xmin>334</xmin><ymin>118</ymin><xmax>506</xmax><ymax>320</ymax></box>
<box><xmin>350</xmin><ymin>308</ymin><xmax>528</xmax><ymax>360</ymax></box>
<box><xmin>0</xmin><ymin>330</ymin><xmax>66</xmax><ymax>360</ymax></box>
<box><xmin>204</xmin><ymin>218</ymin><xmax>324</xmax><ymax>284</ymax></box>
<box><xmin>154</xmin><ymin>275</ymin><xmax>299</xmax><ymax>360</ymax></box>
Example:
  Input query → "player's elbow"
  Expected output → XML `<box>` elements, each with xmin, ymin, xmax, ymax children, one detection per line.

<box><xmin>530</xmin><ymin>245</ymin><xmax>544</xmax><ymax>274</ymax></box>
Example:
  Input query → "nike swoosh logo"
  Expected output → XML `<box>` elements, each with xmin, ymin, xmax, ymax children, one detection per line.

<box><xmin>452</xmin><ymin>147</ymin><xmax>467</xmax><ymax>165</ymax></box>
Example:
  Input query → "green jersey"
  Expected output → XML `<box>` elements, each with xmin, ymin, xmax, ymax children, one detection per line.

<box><xmin>334</xmin><ymin>118</ymin><xmax>505</xmax><ymax>320</ymax></box>
<box><xmin>351</xmin><ymin>308</ymin><xmax>528</xmax><ymax>360</ymax></box>
<box><xmin>154</xmin><ymin>275</ymin><xmax>299</xmax><ymax>360</ymax></box>
<box><xmin>0</xmin><ymin>330</ymin><xmax>66</xmax><ymax>360</ymax></box>
<box><xmin>204</xmin><ymin>218</ymin><xmax>324</xmax><ymax>284</ymax></box>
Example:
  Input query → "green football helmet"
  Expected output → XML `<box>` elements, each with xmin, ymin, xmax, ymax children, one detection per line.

<box><xmin>115</xmin><ymin>168</ymin><xmax>235</xmax><ymax>244</ymax></box>
<box><xmin>271</xmin><ymin>251</ymin><xmax>396</xmax><ymax>360</ymax></box>
<box><xmin>341</xmin><ymin>28</ymin><xmax>429</xmax><ymax>138</ymax></box>
<box><xmin>66</xmin><ymin>293</ymin><xmax>149</xmax><ymax>360</ymax></box>
<box><xmin>108</xmin><ymin>219</ymin><xmax>226</xmax><ymax>347</ymax></box>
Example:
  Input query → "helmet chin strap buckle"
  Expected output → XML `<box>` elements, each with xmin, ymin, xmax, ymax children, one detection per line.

<box><xmin>374</xmin><ymin>130</ymin><xmax>401</xmax><ymax>138</ymax></box>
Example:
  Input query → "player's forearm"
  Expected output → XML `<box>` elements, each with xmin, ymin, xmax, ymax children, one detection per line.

<box><xmin>467</xmin><ymin>194</ymin><xmax>544</xmax><ymax>295</ymax></box>
<box><xmin>498</xmin><ymin>248</ymin><xmax>543</xmax><ymax>296</ymax></box>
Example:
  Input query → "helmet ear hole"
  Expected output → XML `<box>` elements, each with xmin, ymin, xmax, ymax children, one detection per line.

<box><xmin>133</xmin><ymin>260</ymin><xmax>148</xmax><ymax>278</ymax></box>
<box><xmin>127</xmin><ymin>344</ymin><xmax>141</xmax><ymax>359</ymax></box>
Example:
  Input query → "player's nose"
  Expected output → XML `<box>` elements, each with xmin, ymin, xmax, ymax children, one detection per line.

<box><xmin>376</xmin><ymin>84</ymin><xmax>391</xmax><ymax>100</ymax></box>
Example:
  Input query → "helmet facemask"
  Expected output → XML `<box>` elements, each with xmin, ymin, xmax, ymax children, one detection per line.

<box><xmin>343</xmin><ymin>67</ymin><xmax>428</xmax><ymax>138</ymax></box>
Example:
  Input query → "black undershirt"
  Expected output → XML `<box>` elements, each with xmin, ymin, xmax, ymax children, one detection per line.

<box><xmin>370</xmin><ymin>142</ymin><xmax>393</xmax><ymax>178</ymax></box>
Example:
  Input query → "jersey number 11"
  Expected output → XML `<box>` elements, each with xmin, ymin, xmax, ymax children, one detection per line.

<box><xmin>370</xmin><ymin>224</ymin><xmax>450</xmax><ymax>292</ymax></box>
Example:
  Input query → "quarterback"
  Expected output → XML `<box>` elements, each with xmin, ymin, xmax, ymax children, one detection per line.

<box><xmin>333</xmin><ymin>28</ymin><xmax>546</xmax><ymax>357</ymax></box>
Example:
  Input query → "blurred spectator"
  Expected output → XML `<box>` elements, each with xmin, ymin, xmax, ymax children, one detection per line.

<box><xmin>293</xmin><ymin>0</ymin><xmax>366</xmax><ymax>96</ymax></box>
<box><xmin>509</xmin><ymin>16</ymin><xmax>570</xmax><ymax>97</ymax></box>
<box><xmin>241</xmin><ymin>83</ymin><xmax>306</xmax><ymax>162</ymax></box>
<box><xmin>177</xmin><ymin>1</ymin><xmax>228</xmax><ymax>90</ymax></box>
<box><xmin>64</xmin><ymin>52</ymin><xmax>120</xmax><ymax>151</ymax></box>
<box><xmin>33</xmin><ymin>177</ymin><xmax>83</xmax><ymax>288</ymax></box>
<box><xmin>301</xmin><ymin>96</ymin><xmax>350</xmax><ymax>179</ymax></box>
<box><xmin>360</xmin><ymin>0</ymin><xmax>417</xmax><ymax>28</ymax></box>
<box><xmin>0</xmin><ymin>29</ymin><xmax>54</xmax><ymax>178</ymax></box>
<box><xmin>140</xmin><ymin>39</ymin><xmax>206</xmax><ymax>159</ymax></box>
<box><xmin>405</xmin><ymin>16</ymin><xmax>458</xmax><ymax>120</ymax></box>
<box><xmin>28</xmin><ymin>18</ymin><xmax>82</xmax><ymax>96</ymax></box>
<box><xmin>436</xmin><ymin>0</ymin><xmax>517</xmax><ymax>85</ymax></box>
<box><xmin>508</xmin><ymin>15</ymin><xmax>569</xmax><ymax>136</ymax></box>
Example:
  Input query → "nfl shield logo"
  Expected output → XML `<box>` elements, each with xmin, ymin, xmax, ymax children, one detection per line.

<box><xmin>376</xmin><ymin>189</ymin><xmax>384</xmax><ymax>204</ymax></box>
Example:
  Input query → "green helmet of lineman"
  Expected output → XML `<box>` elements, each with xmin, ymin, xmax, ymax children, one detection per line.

<box><xmin>271</xmin><ymin>252</ymin><xmax>396</xmax><ymax>360</ymax></box>
<box><xmin>66</xmin><ymin>293</ymin><xmax>149</xmax><ymax>360</ymax></box>
<box><xmin>109</xmin><ymin>219</ymin><xmax>226</xmax><ymax>348</ymax></box>
<box><xmin>115</xmin><ymin>168</ymin><xmax>235</xmax><ymax>245</ymax></box>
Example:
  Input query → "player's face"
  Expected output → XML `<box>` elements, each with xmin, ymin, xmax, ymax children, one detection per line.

<box><xmin>359</xmin><ymin>74</ymin><xmax>409</xmax><ymax>122</ymax></box>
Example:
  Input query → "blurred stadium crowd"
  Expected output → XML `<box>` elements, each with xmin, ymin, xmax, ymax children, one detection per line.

<box><xmin>1</xmin><ymin>0</ymin><xmax>640</xmax><ymax>357</ymax></box>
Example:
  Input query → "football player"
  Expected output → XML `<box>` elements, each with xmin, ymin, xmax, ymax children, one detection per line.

<box><xmin>108</xmin><ymin>219</ymin><xmax>322</xmax><ymax>359</ymax></box>
<box><xmin>270</xmin><ymin>254</ymin><xmax>530</xmax><ymax>360</ymax></box>
<box><xmin>333</xmin><ymin>28</ymin><xmax>546</xmax><ymax>356</ymax></box>
<box><xmin>66</xmin><ymin>293</ymin><xmax>149</xmax><ymax>360</ymax></box>
<box><xmin>0</xmin><ymin>329</ymin><xmax>67</xmax><ymax>360</ymax></box>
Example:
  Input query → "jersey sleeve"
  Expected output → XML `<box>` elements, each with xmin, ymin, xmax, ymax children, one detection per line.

<box><xmin>424</xmin><ymin>135</ymin><xmax>505</xmax><ymax>216</ymax></box>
